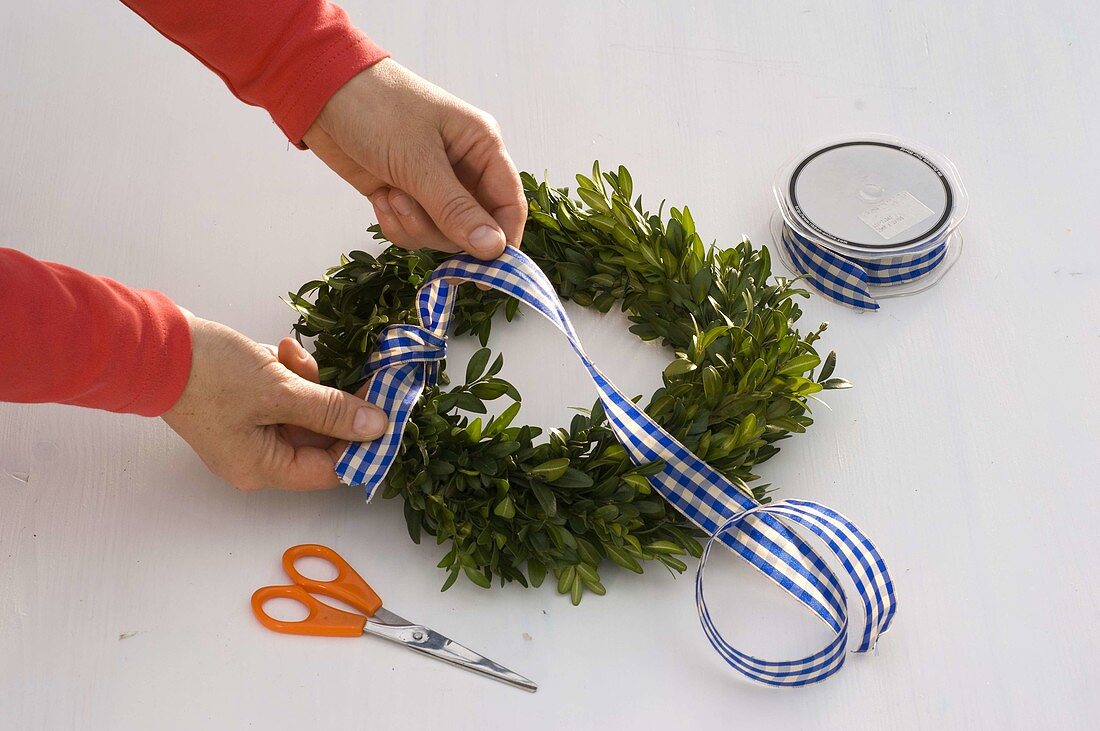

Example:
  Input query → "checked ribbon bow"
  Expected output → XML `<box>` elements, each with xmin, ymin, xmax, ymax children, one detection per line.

<box><xmin>336</xmin><ymin>247</ymin><xmax>896</xmax><ymax>686</ymax></box>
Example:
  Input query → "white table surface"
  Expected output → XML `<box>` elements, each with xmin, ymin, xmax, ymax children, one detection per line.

<box><xmin>2</xmin><ymin>1</ymin><xmax>1098</xmax><ymax>729</ymax></box>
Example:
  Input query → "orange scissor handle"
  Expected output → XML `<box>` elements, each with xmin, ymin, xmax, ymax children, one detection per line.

<box><xmin>281</xmin><ymin>544</ymin><xmax>383</xmax><ymax>618</ymax></box>
<box><xmin>251</xmin><ymin>584</ymin><xmax>366</xmax><ymax>637</ymax></box>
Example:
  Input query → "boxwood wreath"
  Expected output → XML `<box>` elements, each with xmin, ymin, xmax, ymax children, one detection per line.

<box><xmin>289</xmin><ymin>162</ymin><xmax>850</xmax><ymax>604</ymax></box>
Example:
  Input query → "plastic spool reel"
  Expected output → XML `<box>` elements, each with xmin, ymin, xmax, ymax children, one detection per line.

<box><xmin>771</xmin><ymin>134</ymin><xmax>969</xmax><ymax>301</ymax></box>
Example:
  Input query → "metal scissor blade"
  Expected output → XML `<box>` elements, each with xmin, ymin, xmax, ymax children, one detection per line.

<box><xmin>365</xmin><ymin>607</ymin><xmax>538</xmax><ymax>692</ymax></box>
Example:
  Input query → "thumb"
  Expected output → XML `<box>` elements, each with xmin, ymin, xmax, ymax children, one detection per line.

<box><xmin>271</xmin><ymin>380</ymin><xmax>389</xmax><ymax>442</ymax></box>
<box><xmin>410</xmin><ymin>148</ymin><xmax>507</xmax><ymax>259</ymax></box>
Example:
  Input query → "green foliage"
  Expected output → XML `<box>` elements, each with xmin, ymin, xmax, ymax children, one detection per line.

<box><xmin>289</xmin><ymin>162</ymin><xmax>846</xmax><ymax>603</ymax></box>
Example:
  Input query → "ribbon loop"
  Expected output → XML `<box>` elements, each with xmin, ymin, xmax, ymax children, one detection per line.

<box><xmin>336</xmin><ymin>247</ymin><xmax>896</xmax><ymax>685</ymax></box>
<box><xmin>696</xmin><ymin>499</ymin><xmax>895</xmax><ymax>686</ymax></box>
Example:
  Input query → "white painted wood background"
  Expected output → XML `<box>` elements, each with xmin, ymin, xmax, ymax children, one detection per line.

<box><xmin>2</xmin><ymin>1</ymin><xmax>1098</xmax><ymax>728</ymax></box>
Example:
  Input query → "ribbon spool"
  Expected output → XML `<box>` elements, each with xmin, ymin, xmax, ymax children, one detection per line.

<box><xmin>771</xmin><ymin>135</ymin><xmax>969</xmax><ymax>311</ymax></box>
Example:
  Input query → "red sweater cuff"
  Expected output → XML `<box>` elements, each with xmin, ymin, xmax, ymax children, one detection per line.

<box><xmin>127</xmin><ymin>289</ymin><xmax>194</xmax><ymax>416</ymax></box>
<box><xmin>267</xmin><ymin>26</ymin><xmax>390</xmax><ymax>147</ymax></box>
<box><xmin>0</xmin><ymin>249</ymin><xmax>193</xmax><ymax>417</ymax></box>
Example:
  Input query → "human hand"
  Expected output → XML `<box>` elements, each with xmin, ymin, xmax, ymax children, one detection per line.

<box><xmin>162</xmin><ymin>311</ymin><xmax>387</xmax><ymax>491</ymax></box>
<box><xmin>303</xmin><ymin>58</ymin><xmax>526</xmax><ymax>259</ymax></box>
<box><xmin>249</xmin><ymin>335</ymin><xmax>354</xmax><ymax>464</ymax></box>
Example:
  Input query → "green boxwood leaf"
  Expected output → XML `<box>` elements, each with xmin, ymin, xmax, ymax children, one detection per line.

<box><xmin>553</xmin><ymin>467</ymin><xmax>594</xmax><ymax>489</ymax></box>
<box><xmin>484</xmin><ymin>402</ymin><xmax>522</xmax><ymax>438</ymax></box>
<box><xmin>471</xmin><ymin>380</ymin><xmax>511</xmax><ymax>399</ymax></box>
<box><xmin>622</xmin><ymin>474</ymin><xmax>653</xmax><ymax>493</ymax></box>
<box><xmin>663</xmin><ymin>359</ymin><xmax>697</xmax><ymax>379</ymax></box>
<box><xmin>440</xmin><ymin>569</ymin><xmax>460</xmax><ymax>592</ymax></box>
<box><xmin>576</xmin><ymin>563</ymin><xmax>601</xmax><ymax>585</ymax></box>
<box><xmin>494</xmin><ymin>495</ymin><xmax>516</xmax><ymax>519</ymax></box>
<box><xmin>646</xmin><ymin>540</ymin><xmax>684</xmax><ymax>555</ymax></box>
<box><xmin>464</xmin><ymin>566</ymin><xmax>492</xmax><ymax>589</ymax></box>
<box><xmin>403</xmin><ymin>500</ymin><xmax>422</xmax><ymax>544</ymax></box>
<box><xmin>557</xmin><ymin>566</ymin><xmax>576</xmax><ymax>594</ymax></box>
<box><xmin>466</xmin><ymin>347</ymin><xmax>491</xmax><ymax>383</ymax></box>
<box><xmin>530</xmin><ymin>481</ymin><xmax>557</xmax><ymax>516</ymax></box>
<box><xmin>455</xmin><ymin>392</ymin><xmax>487</xmax><ymax>413</ymax></box>
<box><xmin>778</xmin><ymin>353</ymin><xmax>821</xmax><ymax>376</ymax></box>
<box><xmin>529</xmin><ymin>458</ymin><xmax>570</xmax><ymax>481</ymax></box>
<box><xmin>605</xmin><ymin>544</ymin><xmax>643</xmax><ymax>573</ymax></box>
<box><xmin>702</xmin><ymin>365</ymin><xmax>722</xmax><ymax>402</ymax></box>
<box><xmin>822</xmin><ymin>377</ymin><xmax>853</xmax><ymax>390</ymax></box>
<box><xmin>527</xmin><ymin>560</ymin><xmax>547</xmax><ymax>588</ymax></box>
<box><xmin>570</xmin><ymin>575</ymin><xmax>584</xmax><ymax>605</ymax></box>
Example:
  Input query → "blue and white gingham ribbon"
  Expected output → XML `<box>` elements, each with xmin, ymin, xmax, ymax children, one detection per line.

<box><xmin>780</xmin><ymin>221</ymin><xmax>948</xmax><ymax>311</ymax></box>
<box><xmin>336</xmin><ymin>246</ymin><xmax>896</xmax><ymax>686</ymax></box>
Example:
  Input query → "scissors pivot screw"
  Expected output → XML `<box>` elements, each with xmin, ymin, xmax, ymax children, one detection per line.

<box><xmin>413</xmin><ymin>631</ymin><xmax>425</xmax><ymax>641</ymax></box>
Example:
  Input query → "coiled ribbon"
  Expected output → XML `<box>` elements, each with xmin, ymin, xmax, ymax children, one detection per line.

<box><xmin>779</xmin><ymin>221</ymin><xmax>948</xmax><ymax>311</ymax></box>
<box><xmin>336</xmin><ymin>246</ymin><xmax>896</xmax><ymax>685</ymax></box>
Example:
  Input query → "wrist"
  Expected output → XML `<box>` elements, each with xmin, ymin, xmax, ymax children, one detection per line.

<box><xmin>317</xmin><ymin>58</ymin><xmax>420</xmax><ymax>142</ymax></box>
<box><xmin>314</xmin><ymin>58</ymin><xmax>389</xmax><ymax>137</ymax></box>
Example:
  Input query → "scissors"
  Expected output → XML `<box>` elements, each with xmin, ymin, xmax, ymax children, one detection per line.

<box><xmin>251</xmin><ymin>544</ymin><xmax>537</xmax><ymax>692</ymax></box>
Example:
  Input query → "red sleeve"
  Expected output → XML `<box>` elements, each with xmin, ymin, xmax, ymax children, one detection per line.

<box><xmin>121</xmin><ymin>0</ymin><xmax>390</xmax><ymax>146</ymax></box>
<box><xmin>0</xmin><ymin>249</ymin><xmax>193</xmax><ymax>417</ymax></box>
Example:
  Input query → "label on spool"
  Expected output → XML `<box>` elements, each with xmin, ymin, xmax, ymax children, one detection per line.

<box><xmin>788</xmin><ymin>140</ymin><xmax>953</xmax><ymax>251</ymax></box>
<box><xmin>858</xmin><ymin>191</ymin><xmax>935</xmax><ymax>240</ymax></box>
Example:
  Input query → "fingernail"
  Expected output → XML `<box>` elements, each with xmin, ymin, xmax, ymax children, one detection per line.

<box><xmin>294</xmin><ymin>340</ymin><xmax>309</xmax><ymax>361</ymax></box>
<box><xmin>468</xmin><ymin>225</ymin><xmax>505</xmax><ymax>256</ymax></box>
<box><xmin>354</xmin><ymin>406</ymin><xmax>387</xmax><ymax>438</ymax></box>
<box><xmin>391</xmin><ymin>193</ymin><xmax>415</xmax><ymax>216</ymax></box>
<box><xmin>371</xmin><ymin>194</ymin><xmax>392</xmax><ymax>215</ymax></box>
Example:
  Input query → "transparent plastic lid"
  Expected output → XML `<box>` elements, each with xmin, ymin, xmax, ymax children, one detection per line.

<box><xmin>774</xmin><ymin>134</ymin><xmax>969</xmax><ymax>258</ymax></box>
